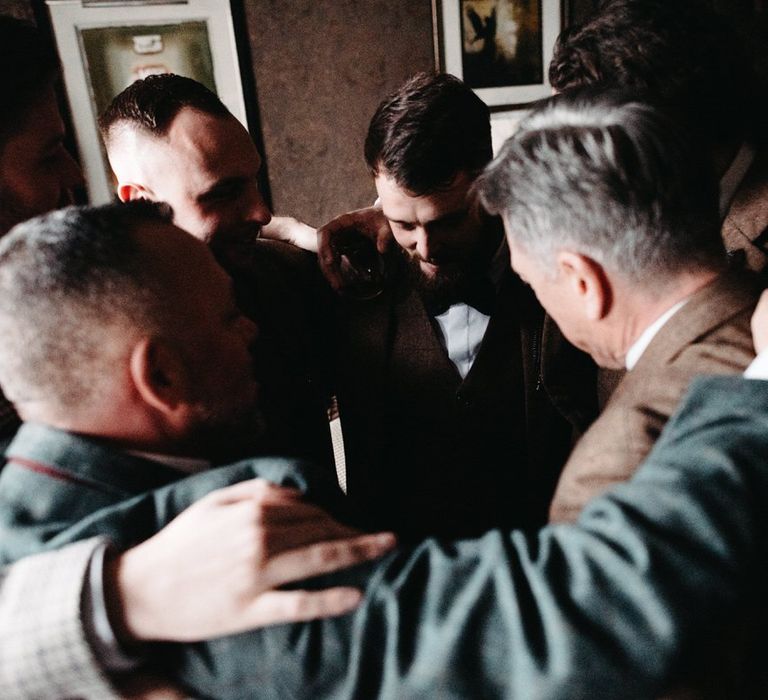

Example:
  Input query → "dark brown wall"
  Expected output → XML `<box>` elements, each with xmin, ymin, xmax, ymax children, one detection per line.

<box><xmin>0</xmin><ymin>0</ymin><xmax>32</xmax><ymax>20</ymax></box>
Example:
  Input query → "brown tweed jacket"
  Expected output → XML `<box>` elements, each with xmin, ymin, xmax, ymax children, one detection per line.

<box><xmin>549</xmin><ymin>272</ymin><xmax>760</xmax><ymax>523</ymax></box>
<box><xmin>722</xmin><ymin>147</ymin><xmax>768</xmax><ymax>273</ymax></box>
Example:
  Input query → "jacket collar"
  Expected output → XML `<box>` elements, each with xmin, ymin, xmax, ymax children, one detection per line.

<box><xmin>632</xmin><ymin>271</ymin><xmax>760</xmax><ymax>372</ymax></box>
<box><xmin>5</xmin><ymin>423</ymin><xmax>182</xmax><ymax>498</ymax></box>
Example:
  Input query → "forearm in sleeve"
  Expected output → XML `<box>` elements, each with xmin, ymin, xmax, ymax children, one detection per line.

<box><xmin>0</xmin><ymin>537</ymin><xmax>123</xmax><ymax>700</ymax></box>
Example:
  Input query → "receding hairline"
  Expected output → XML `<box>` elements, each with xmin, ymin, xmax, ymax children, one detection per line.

<box><xmin>103</xmin><ymin>105</ymin><xmax>241</xmax><ymax>146</ymax></box>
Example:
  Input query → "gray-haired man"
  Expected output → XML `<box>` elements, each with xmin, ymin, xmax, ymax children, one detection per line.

<box><xmin>478</xmin><ymin>93</ymin><xmax>760</xmax><ymax>522</ymax></box>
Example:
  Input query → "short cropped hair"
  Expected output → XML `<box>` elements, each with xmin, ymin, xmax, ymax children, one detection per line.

<box><xmin>548</xmin><ymin>0</ymin><xmax>752</xmax><ymax>145</ymax></box>
<box><xmin>476</xmin><ymin>93</ymin><xmax>725</xmax><ymax>288</ymax></box>
<box><xmin>0</xmin><ymin>16</ymin><xmax>59</xmax><ymax>145</ymax></box>
<box><xmin>364</xmin><ymin>72</ymin><xmax>492</xmax><ymax>196</ymax></box>
<box><xmin>0</xmin><ymin>201</ymin><xmax>175</xmax><ymax>409</ymax></box>
<box><xmin>99</xmin><ymin>73</ymin><xmax>230</xmax><ymax>142</ymax></box>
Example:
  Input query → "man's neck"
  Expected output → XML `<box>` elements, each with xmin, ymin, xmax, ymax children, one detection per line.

<box><xmin>613</xmin><ymin>269</ymin><xmax>721</xmax><ymax>368</ymax></box>
<box><xmin>17</xmin><ymin>407</ymin><xmax>196</xmax><ymax>464</ymax></box>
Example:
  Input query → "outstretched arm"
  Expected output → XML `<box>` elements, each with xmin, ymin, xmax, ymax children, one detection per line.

<box><xmin>261</xmin><ymin>216</ymin><xmax>318</xmax><ymax>253</ymax></box>
<box><xmin>0</xmin><ymin>478</ymin><xmax>394</xmax><ymax>699</ymax></box>
<box><xmin>155</xmin><ymin>376</ymin><xmax>767</xmax><ymax>699</ymax></box>
<box><xmin>109</xmin><ymin>478</ymin><xmax>394</xmax><ymax>643</ymax></box>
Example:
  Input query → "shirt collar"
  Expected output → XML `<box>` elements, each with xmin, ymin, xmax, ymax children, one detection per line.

<box><xmin>127</xmin><ymin>450</ymin><xmax>211</xmax><ymax>475</ymax></box>
<box><xmin>719</xmin><ymin>141</ymin><xmax>755</xmax><ymax>218</ymax></box>
<box><xmin>624</xmin><ymin>299</ymin><xmax>688</xmax><ymax>370</ymax></box>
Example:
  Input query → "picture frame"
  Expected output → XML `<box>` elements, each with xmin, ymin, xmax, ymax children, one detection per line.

<box><xmin>46</xmin><ymin>0</ymin><xmax>250</xmax><ymax>205</ymax></box>
<box><xmin>434</xmin><ymin>0</ymin><xmax>564</xmax><ymax>108</ymax></box>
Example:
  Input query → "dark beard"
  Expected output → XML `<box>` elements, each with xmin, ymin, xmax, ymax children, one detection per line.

<box><xmin>406</xmin><ymin>253</ymin><xmax>490</xmax><ymax>315</ymax></box>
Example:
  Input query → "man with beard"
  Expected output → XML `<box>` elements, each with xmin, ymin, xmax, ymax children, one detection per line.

<box><xmin>332</xmin><ymin>72</ymin><xmax>596</xmax><ymax>537</ymax></box>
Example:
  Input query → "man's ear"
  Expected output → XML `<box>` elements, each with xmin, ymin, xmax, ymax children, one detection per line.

<box><xmin>117</xmin><ymin>182</ymin><xmax>153</xmax><ymax>203</ymax></box>
<box><xmin>556</xmin><ymin>251</ymin><xmax>612</xmax><ymax>321</ymax></box>
<box><xmin>129</xmin><ymin>337</ymin><xmax>191</xmax><ymax>422</ymax></box>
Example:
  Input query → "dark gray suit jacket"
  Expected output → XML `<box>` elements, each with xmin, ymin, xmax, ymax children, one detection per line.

<box><xmin>1</xmin><ymin>376</ymin><xmax>766</xmax><ymax>698</ymax></box>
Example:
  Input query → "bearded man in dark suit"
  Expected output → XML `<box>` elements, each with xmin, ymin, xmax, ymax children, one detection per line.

<box><xmin>331</xmin><ymin>73</ymin><xmax>596</xmax><ymax>537</ymax></box>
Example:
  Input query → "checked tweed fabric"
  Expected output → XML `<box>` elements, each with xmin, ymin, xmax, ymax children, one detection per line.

<box><xmin>0</xmin><ymin>538</ymin><xmax>120</xmax><ymax>700</ymax></box>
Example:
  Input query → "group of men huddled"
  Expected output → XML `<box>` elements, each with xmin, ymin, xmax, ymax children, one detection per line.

<box><xmin>2</xmin><ymin>1</ymin><xmax>768</xmax><ymax>697</ymax></box>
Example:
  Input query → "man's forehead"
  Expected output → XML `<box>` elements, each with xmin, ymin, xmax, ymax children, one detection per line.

<box><xmin>166</xmin><ymin>109</ymin><xmax>257</xmax><ymax>162</ymax></box>
<box><xmin>160</xmin><ymin>109</ymin><xmax>260</xmax><ymax>193</ymax></box>
<box><xmin>376</xmin><ymin>171</ymin><xmax>473</xmax><ymax>222</ymax></box>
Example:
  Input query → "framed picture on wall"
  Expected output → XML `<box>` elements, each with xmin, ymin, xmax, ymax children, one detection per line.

<box><xmin>46</xmin><ymin>0</ymin><xmax>250</xmax><ymax>205</ymax></box>
<box><xmin>434</xmin><ymin>0</ymin><xmax>564</xmax><ymax>108</ymax></box>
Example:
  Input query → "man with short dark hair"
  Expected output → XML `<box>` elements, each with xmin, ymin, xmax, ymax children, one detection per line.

<box><xmin>101</xmin><ymin>73</ymin><xmax>335</xmax><ymax>469</ymax></box>
<box><xmin>477</xmin><ymin>93</ymin><xmax>759</xmax><ymax>522</ymax></box>
<box><xmin>330</xmin><ymin>72</ymin><xmax>596</xmax><ymax>537</ymax></box>
<box><xmin>549</xmin><ymin>0</ymin><xmax>768</xmax><ymax>271</ymax></box>
<box><xmin>0</xmin><ymin>200</ymin><xmax>396</xmax><ymax>696</ymax></box>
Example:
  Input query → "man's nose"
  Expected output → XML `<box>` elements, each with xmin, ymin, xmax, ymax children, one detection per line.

<box><xmin>245</xmin><ymin>187</ymin><xmax>272</xmax><ymax>227</ymax></box>
<box><xmin>239</xmin><ymin>313</ymin><xmax>259</xmax><ymax>347</ymax></box>
<box><xmin>414</xmin><ymin>229</ymin><xmax>435</xmax><ymax>262</ymax></box>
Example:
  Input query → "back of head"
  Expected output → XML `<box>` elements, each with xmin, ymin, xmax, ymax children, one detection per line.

<box><xmin>364</xmin><ymin>72</ymin><xmax>492</xmax><ymax>195</ymax></box>
<box><xmin>548</xmin><ymin>0</ymin><xmax>753</xmax><ymax>146</ymax></box>
<box><xmin>477</xmin><ymin>91</ymin><xmax>725</xmax><ymax>289</ymax></box>
<box><xmin>99</xmin><ymin>72</ymin><xmax>231</xmax><ymax>143</ymax></box>
<box><xmin>0</xmin><ymin>201</ymin><xmax>173</xmax><ymax>412</ymax></box>
<box><xmin>0</xmin><ymin>16</ymin><xmax>58</xmax><ymax>146</ymax></box>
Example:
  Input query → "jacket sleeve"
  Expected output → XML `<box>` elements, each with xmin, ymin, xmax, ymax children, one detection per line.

<box><xmin>0</xmin><ymin>537</ymin><xmax>122</xmax><ymax>700</ymax></box>
<box><xmin>167</xmin><ymin>376</ymin><xmax>768</xmax><ymax>699</ymax></box>
<box><xmin>15</xmin><ymin>378</ymin><xmax>765</xmax><ymax>699</ymax></box>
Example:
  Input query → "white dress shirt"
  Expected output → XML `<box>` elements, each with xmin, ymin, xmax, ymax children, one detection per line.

<box><xmin>432</xmin><ymin>241</ymin><xmax>508</xmax><ymax>379</ymax></box>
